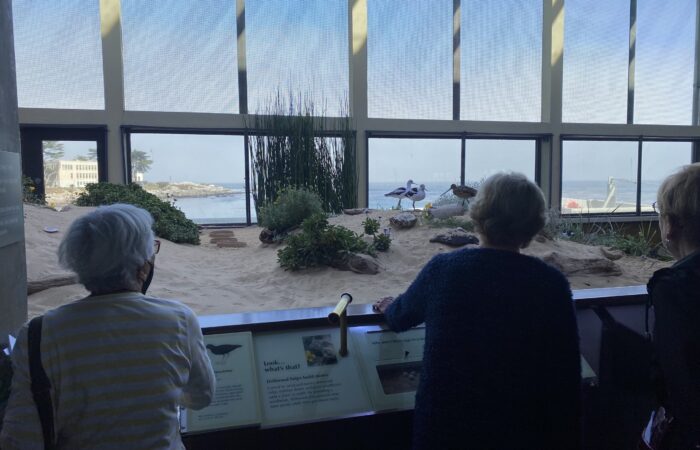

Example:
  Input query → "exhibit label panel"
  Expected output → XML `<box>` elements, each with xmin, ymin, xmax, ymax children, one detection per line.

<box><xmin>0</xmin><ymin>151</ymin><xmax>23</xmax><ymax>249</ymax></box>
<box><xmin>254</xmin><ymin>327</ymin><xmax>372</xmax><ymax>427</ymax></box>
<box><xmin>350</xmin><ymin>325</ymin><xmax>426</xmax><ymax>411</ymax></box>
<box><xmin>183</xmin><ymin>331</ymin><xmax>261</xmax><ymax>433</ymax></box>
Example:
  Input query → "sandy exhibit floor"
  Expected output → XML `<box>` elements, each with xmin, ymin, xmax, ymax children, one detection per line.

<box><xmin>22</xmin><ymin>204</ymin><xmax>670</xmax><ymax>318</ymax></box>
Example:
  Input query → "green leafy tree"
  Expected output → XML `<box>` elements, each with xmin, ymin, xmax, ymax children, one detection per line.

<box><xmin>87</xmin><ymin>148</ymin><xmax>97</xmax><ymax>160</ymax></box>
<box><xmin>42</xmin><ymin>141</ymin><xmax>64</xmax><ymax>161</ymax></box>
<box><xmin>131</xmin><ymin>150</ymin><xmax>153</xmax><ymax>175</ymax></box>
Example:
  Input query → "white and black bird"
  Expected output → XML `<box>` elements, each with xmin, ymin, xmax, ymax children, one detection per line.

<box><xmin>384</xmin><ymin>179</ymin><xmax>415</xmax><ymax>209</ymax></box>
<box><xmin>405</xmin><ymin>184</ymin><xmax>427</xmax><ymax>209</ymax></box>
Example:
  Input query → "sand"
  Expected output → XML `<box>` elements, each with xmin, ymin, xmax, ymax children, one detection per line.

<box><xmin>22</xmin><ymin>204</ymin><xmax>670</xmax><ymax>318</ymax></box>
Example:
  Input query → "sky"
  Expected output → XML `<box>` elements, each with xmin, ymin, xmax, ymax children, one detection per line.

<box><xmin>12</xmin><ymin>0</ymin><xmax>698</xmax><ymax>184</ymax></box>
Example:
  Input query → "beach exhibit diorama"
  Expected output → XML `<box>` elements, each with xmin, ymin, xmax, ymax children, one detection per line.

<box><xmin>24</xmin><ymin>126</ymin><xmax>676</xmax><ymax>318</ymax></box>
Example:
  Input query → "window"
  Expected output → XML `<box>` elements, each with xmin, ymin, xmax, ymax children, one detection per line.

<box><xmin>461</xmin><ymin>0</ymin><xmax>542</xmax><ymax>122</ymax></box>
<box><xmin>129</xmin><ymin>133</ymin><xmax>251</xmax><ymax>224</ymax></box>
<box><xmin>562</xmin><ymin>140</ymin><xmax>639</xmax><ymax>214</ymax></box>
<box><xmin>563</xmin><ymin>0</ymin><xmax>629</xmax><ymax>123</ymax></box>
<box><xmin>368</xmin><ymin>0</ymin><xmax>452</xmax><ymax>119</ymax></box>
<box><xmin>12</xmin><ymin>0</ymin><xmax>105</xmax><ymax>109</ymax></box>
<box><xmin>641</xmin><ymin>141</ymin><xmax>693</xmax><ymax>211</ymax></box>
<box><xmin>246</xmin><ymin>0</ymin><xmax>348</xmax><ymax>116</ymax></box>
<box><xmin>464</xmin><ymin>139</ymin><xmax>537</xmax><ymax>184</ymax></box>
<box><xmin>42</xmin><ymin>140</ymin><xmax>99</xmax><ymax>204</ymax></box>
<box><xmin>368</xmin><ymin>138</ymin><xmax>461</xmax><ymax>209</ymax></box>
<box><xmin>634</xmin><ymin>0</ymin><xmax>696</xmax><ymax>125</ymax></box>
<box><xmin>121</xmin><ymin>0</ymin><xmax>239</xmax><ymax>113</ymax></box>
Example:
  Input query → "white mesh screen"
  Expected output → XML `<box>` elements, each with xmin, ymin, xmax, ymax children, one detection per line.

<box><xmin>460</xmin><ymin>0</ymin><xmax>542</xmax><ymax>122</ymax></box>
<box><xmin>121</xmin><ymin>0</ymin><xmax>239</xmax><ymax>113</ymax></box>
<box><xmin>367</xmin><ymin>0</ymin><xmax>453</xmax><ymax>120</ymax></box>
<box><xmin>246</xmin><ymin>0</ymin><xmax>348</xmax><ymax>116</ymax></box>
<box><xmin>12</xmin><ymin>0</ymin><xmax>105</xmax><ymax>109</ymax></box>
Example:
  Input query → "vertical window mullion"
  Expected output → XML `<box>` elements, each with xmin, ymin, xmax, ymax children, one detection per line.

<box><xmin>636</xmin><ymin>138</ymin><xmax>643</xmax><ymax>215</ymax></box>
<box><xmin>453</xmin><ymin>0</ymin><xmax>461</xmax><ymax>120</ymax></box>
<box><xmin>627</xmin><ymin>0</ymin><xmax>637</xmax><ymax>124</ymax></box>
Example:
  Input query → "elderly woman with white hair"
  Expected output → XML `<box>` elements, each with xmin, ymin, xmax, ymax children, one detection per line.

<box><xmin>644</xmin><ymin>163</ymin><xmax>700</xmax><ymax>450</ymax></box>
<box><xmin>0</xmin><ymin>204</ymin><xmax>215</xmax><ymax>449</ymax></box>
<box><xmin>375</xmin><ymin>172</ymin><xmax>581</xmax><ymax>450</ymax></box>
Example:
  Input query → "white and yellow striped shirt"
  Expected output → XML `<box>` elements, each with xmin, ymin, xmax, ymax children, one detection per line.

<box><xmin>0</xmin><ymin>292</ymin><xmax>215</xmax><ymax>449</ymax></box>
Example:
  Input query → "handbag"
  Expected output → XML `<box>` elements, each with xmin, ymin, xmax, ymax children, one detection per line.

<box><xmin>28</xmin><ymin>316</ymin><xmax>56</xmax><ymax>450</ymax></box>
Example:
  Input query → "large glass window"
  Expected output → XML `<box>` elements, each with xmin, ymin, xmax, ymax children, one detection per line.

<box><xmin>367</xmin><ymin>0</ymin><xmax>452</xmax><ymax>120</ymax></box>
<box><xmin>562</xmin><ymin>140</ymin><xmax>639</xmax><ymax>214</ymax></box>
<box><xmin>461</xmin><ymin>0</ymin><xmax>542</xmax><ymax>122</ymax></box>
<box><xmin>563</xmin><ymin>0</ymin><xmax>629</xmax><ymax>124</ymax></box>
<box><xmin>641</xmin><ymin>142</ymin><xmax>693</xmax><ymax>211</ymax></box>
<box><xmin>129</xmin><ymin>134</ymin><xmax>250</xmax><ymax>224</ymax></box>
<box><xmin>464</xmin><ymin>139</ymin><xmax>537</xmax><ymax>183</ymax></box>
<box><xmin>121</xmin><ymin>0</ymin><xmax>239</xmax><ymax>113</ymax></box>
<box><xmin>634</xmin><ymin>0</ymin><xmax>696</xmax><ymax>125</ymax></box>
<box><xmin>246</xmin><ymin>0</ymin><xmax>348</xmax><ymax>116</ymax></box>
<box><xmin>12</xmin><ymin>0</ymin><xmax>105</xmax><ymax>109</ymax></box>
<box><xmin>42</xmin><ymin>140</ymin><xmax>100</xmax><ymax>206</ymax></box>
<box><xmin>368</xmin><ymin>138</ymin><xmax>461</xmax><ymax>209</ymax></box>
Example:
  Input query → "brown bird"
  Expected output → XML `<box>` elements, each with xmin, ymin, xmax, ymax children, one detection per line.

<box><xmin>441</xmin><ymin>184</ymin><xmax>478</xmax><ymax>205</ymax></box>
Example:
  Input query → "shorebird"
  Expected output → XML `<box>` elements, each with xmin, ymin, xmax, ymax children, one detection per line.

<box><xmin>405</xmin><ymin>184</ymin><xmax>427</xmax><ymax>209</ymax></box>
<box><xmin>441</xmin><ymin>184</ymin><xmax>478</xmax><ymax>205</ymax></box>
<box><xmin>384</xmin><ymin>179</ymin><xmax>415</xmax><ymax>209</ymax></box>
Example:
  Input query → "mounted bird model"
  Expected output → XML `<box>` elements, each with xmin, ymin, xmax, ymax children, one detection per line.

<box><xmin>384</xmin><ymin>179</ymin><xmax>415</xmax><ymax>209</ymax></box>
<box><xmin>442</xmin><ymin>184</ymin><xmax>478</xmax><ymax>206</ymax></box>
<box><xmin>405</xmin><ymin>184</ymin><xmax>427</xmax><ymax>209</ymax></box>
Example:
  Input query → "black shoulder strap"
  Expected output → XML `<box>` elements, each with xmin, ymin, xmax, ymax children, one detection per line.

<box><xmin>28</xmin><ymin>316</ymin><xmax>55</xmax><ymax>450</ymax></box>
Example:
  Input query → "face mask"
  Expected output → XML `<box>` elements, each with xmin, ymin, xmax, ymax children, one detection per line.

<box><xmin>141</xmin><ymin>260</ymin><xmax>155</xmax><ymax>295</ymax></box>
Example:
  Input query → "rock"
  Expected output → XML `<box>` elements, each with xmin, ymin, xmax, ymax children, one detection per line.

<box><xmin>600</xmin><ymin>247</ymin><xmax>625</xmax><ymax>261</ymax></box>
<box><xmin>534</xmin><ymin>233</ymin><xmax>549</xmax><ymax>243</ymax></box>
<box><xmin>541</xmin><ymin>251</ymin><xmax>622</xmax><ymax>276</ymax></box>
<box><xmin>259</xmin><ymin>228</ymin><xmax>276</xmax><ymax>244</ymax></box>
<box><xmin>389</xmin><ymin>212</ymin><xmax>418</xmax><ymax>229</ymax></box>
<box><xmin>426</xmin><ymin>203</ymin><xmax>466</xmax><ymax>219</ymax></box>
<box><xmin>333</xmin><ymin>253</ymin><xmax>380</xmax><ymax>275</ymax></box>
<box><xmin>429</xmin><ymin>228</ymin><xmax>480</xmax><ymax>247</ymax></box>
<box><xmin>210</xmin><ymin>237</ymin><xmax>240</xmax><ymax>245</ymax></box>
<box><xmin>343</xmin><ymin>208</ymin><xmax>370</xmax><ymax>215</ymax></box>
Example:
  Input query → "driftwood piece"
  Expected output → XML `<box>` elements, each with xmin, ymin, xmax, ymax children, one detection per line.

<box><xmin>426</xmin><ymin>204</ymin><xmax>466</xmax><ymax>219</ymax></box>
<box><xmin>27</xmin><ymin>274</ymin><xmax>78</xmax><ymax>295</ymax></box>
<box><xmin>541</xmin><ymin>251</ymin><xmax>622</xmax><ymax>276</ymax></box>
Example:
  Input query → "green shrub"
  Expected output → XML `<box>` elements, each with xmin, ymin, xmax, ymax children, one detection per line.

<box><xmin>608</xmin><ymin>222</ymin><xmax>659</xmax><ymax>257</ymax></box>
<box><xmin>278</xmin><ymin>213</ymin><xmax>375</xmax><ymax>270</ymax></box>
<box><xmin>373</xmin><ymin>233</ymin><xmax>391</xmax><ymax>252</ymax></box>
<box><xmin>22</xmin><ymin>176</ymin><xmax>44</xmax><ymax>204</ymax></box>
<box><xmin>75</xmin><ymin>183</ymin><xmax>200</xmax><ymax>244</ymax></box>
<box><xmin>258</xmin><ymin>188</ymin><xmax>324</xmax><ymax>234</ymax></box>
<box><xmin>362</xmin><ymin>217</ymin><xmax>380</xmax><ymax>235</ymax></box>
<box><xmin>426</xmin><ymin>216</ymin><xmax>475</xmax><ymax>231</ymax></box>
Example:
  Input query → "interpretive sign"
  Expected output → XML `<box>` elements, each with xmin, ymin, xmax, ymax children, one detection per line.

<box><xmin>0</xmin><ymin>151</ymin><xmax>23</xmax><ymax>249</ymax></box>
<box><xmin>182</xmin><ymin>331</ymin><xmax>260</xmax><ymax>433</ymax></box>
<box><xmin>350</xmin><ymin>326</ymin><xmax>426</xmax><ymax>411</ymax></box>
<box><xmin>254</xmin><ymin>327</ymin><xmax>372</xmax><ymax>427</ymax></box>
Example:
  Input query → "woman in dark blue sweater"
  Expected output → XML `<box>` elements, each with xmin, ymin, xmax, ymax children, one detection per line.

<box><xmin>375</xmin><ymin>172</ymin><xmax>581</xmax><ymax>450</ymax></box>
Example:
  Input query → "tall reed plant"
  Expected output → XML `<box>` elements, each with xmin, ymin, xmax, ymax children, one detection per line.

<box><xmin>247</xmin><ymin>92</ymin><xmax>357</xmax><ymax>215</ymax></box>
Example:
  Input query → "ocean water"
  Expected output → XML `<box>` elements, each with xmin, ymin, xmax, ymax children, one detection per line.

<box><xmin>168</xmin><ymin>180</ymin><xmax>663</xmax><ymax>224</ymax></box>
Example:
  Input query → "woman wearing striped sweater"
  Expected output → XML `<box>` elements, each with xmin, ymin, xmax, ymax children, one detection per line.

<box><xmin>1</xmin><ymin>204</ymin><xmax>215</xmax><ymax>449</ymax></box>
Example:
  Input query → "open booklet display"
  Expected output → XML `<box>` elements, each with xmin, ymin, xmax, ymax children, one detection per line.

<box><xmin>180</xmin><ymin>331</ymin><xmax>261</xmax><ymax>434</ymax></box>
<box><xmin>349</xmin><ymin>325</ymin><xmax>426</xmax><ymax>412</ymax></box>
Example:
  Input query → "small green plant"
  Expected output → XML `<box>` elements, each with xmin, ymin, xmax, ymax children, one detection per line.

<box><xmin>373</xmin><ymin>233</ymin><xmax>391</xmax><ymax>252</ymax></box>
<box><xmin>258</xmin><ymin>188</ymin><xmax>324</xmax><ymax>235</ymax></box>
<box><xmin>278</xmin><ymin>213</ymin><xmax>375</xmax><ymax>270</ymax></box>
<box><xmin>22</xmin><ymin>176</ymin><xmax>44</xmax><ymax>204</ymax></box>
<box><xmin>362</xmin><ymin>217</ymin><xmax>380</xmax><ymax>235</ymax></box>
<box><xmin>75</xmin><ymin>183</ymin><xmax>200</xmax><ymax>244</ymax></box>
<box><xmin>608</xmin><ymin>221</ymin><xmax>659</xmax><ymax>257</ymax></box>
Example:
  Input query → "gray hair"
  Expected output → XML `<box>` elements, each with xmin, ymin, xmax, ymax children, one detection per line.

<box><xmin>657</xmin><ymin>162</ymin><xmax>700</xmax><ymax>246</ymax></box>
<box><xmin>469</xmin><ymin>172</ymin><xmax>546</xmax><ymax>249</ymax></box>
<box><xmin>58</xmin><ymin>204</ymin><xmax>155</xmax><ymax>293</ymax></box>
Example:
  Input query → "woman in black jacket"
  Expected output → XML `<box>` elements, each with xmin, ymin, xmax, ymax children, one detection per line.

<box><xmin>647</xmin><ymin>162</ymin><xmax>700</xmax><ymax>449</ymax></box>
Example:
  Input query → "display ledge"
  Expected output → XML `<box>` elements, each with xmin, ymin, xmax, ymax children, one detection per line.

<box><xmin>198</xmin><ymin>285</ymin><xmax>648</xmax><ymax>334</ymax></box>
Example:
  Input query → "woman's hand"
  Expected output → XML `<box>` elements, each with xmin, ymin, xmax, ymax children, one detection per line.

<box><xmin>372</xmin><ymin>296</ymin><xmax>395</xmax><ymax>314</ymax></box>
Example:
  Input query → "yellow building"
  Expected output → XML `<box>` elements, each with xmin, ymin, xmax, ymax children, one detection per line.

<box><xmin>44</xmin><ymin>160</ymin><xmax>98</xmax><ymax>188</ymax></box>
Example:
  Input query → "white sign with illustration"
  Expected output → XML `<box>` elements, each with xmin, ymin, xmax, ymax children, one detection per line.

<box><xmin>350</xmin><ymin>325</ymin><xmax>426</xmax><ymax>412</ymax></box>
<box><xmin>254</xmin><ymin>327</ymin><xmax>372</xmax><ymax>427</ymax></box>
<box><xmin>182</xmin><ymin>331</ymin><xmax>260</xmax><ymax>433</ymax></box>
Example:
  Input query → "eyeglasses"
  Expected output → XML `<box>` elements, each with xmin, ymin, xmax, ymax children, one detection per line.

<box><xmin>154</xmin><ymin>239</ymin><xmax>161</xmax><ymax>255</ymax></box>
